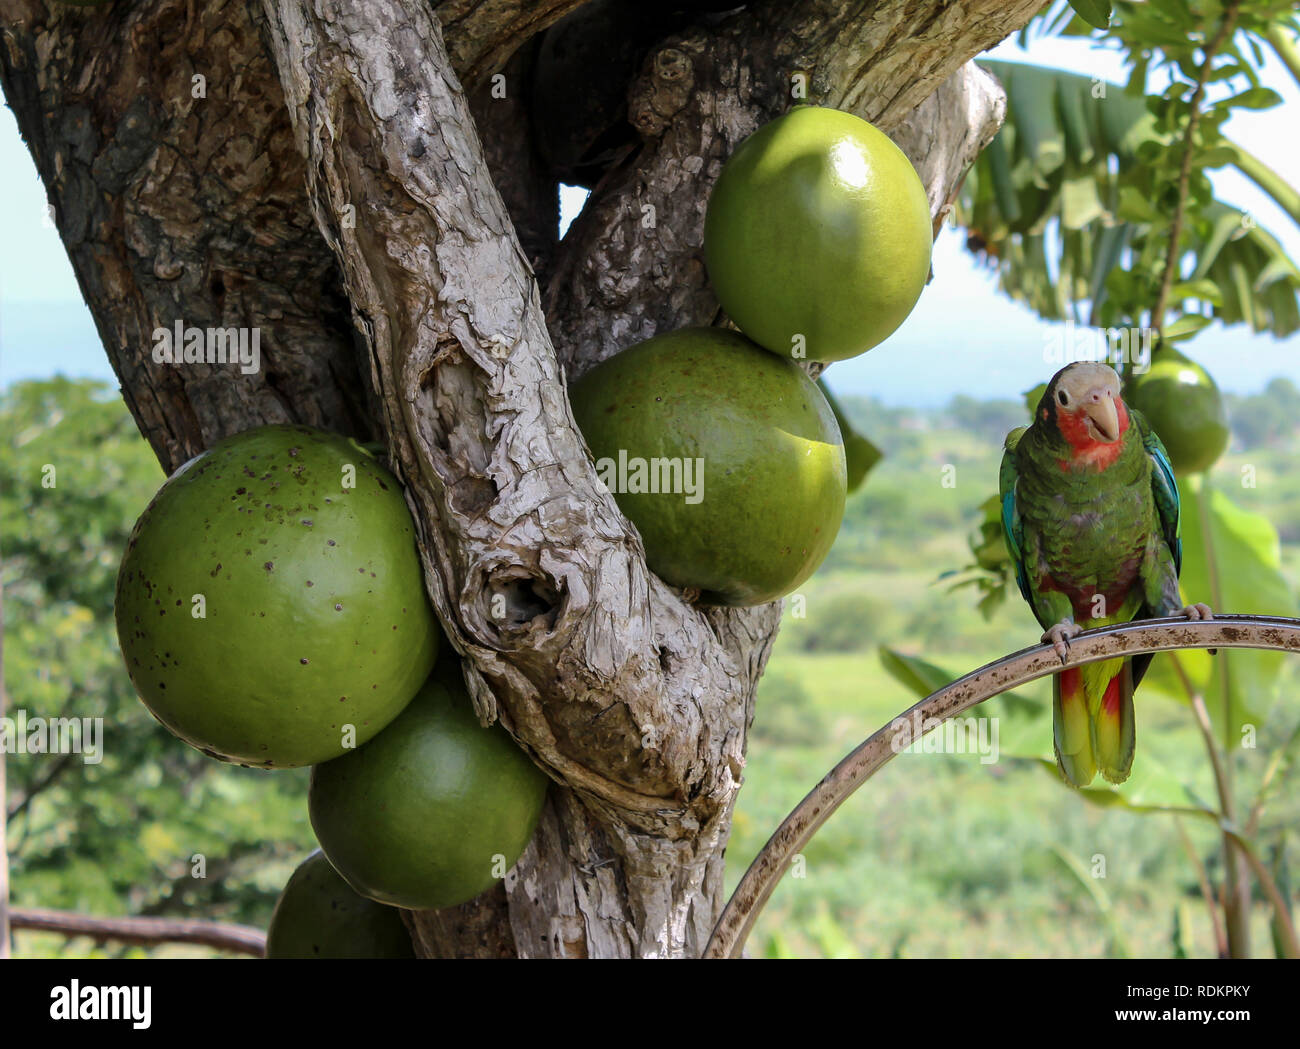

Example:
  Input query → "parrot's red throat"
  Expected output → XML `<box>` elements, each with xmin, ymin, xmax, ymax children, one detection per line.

<box><xmin>1052</xmin><ymin>399</ymin><xmax>1131</xmax><ymax>470</ymax></box>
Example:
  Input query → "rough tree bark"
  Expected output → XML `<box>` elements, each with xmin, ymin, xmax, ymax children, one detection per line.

<box><xmin>0</xmin><ymin>0</ymin><xmax>1044</xmax><ymax>957</ymax></box>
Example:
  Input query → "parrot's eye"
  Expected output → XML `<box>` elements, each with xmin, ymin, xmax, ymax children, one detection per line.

<box><xmin>1057</xmin><ymin>390</ymin><xmax>1069</xmax><ymax>406</ymax></box>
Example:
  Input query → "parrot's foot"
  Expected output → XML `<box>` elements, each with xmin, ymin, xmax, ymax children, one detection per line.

<box><xmin>1180</xmin><ymin>602</ymin><xmax>1216</xmax><ymax>654</ymax></box>
<box><xmin>1041</xmin><ymin>620</ymin><xmax>1082</xmax><ymax>664</ymax></box>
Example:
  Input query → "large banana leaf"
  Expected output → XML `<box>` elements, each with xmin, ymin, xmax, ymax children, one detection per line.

<box><xmin>1139</xmin><ymin>477</ymin><xmax>1297</xmax><ymax>738</ymax></box>
<box><xmin>960</xmin><ymin>60</ymin><xmax>1300</xmax><ymax>337</ymax></box>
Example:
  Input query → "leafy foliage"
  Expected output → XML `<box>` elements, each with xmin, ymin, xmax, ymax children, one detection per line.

<box><xmin>961</xmin><ymin>58</ymin><xmax>1300</xmax><ymax>338</ymax></box>
<box><xmin>3</xmin><ymin>380</ymin><xmax>315</xmax><ymax>946</ymax></box>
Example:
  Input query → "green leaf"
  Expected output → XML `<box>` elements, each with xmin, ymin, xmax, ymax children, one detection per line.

<box><xmin>1065</xmin><ymin>0</ymin><xmax>1111</xmax><ymax>31</ymax></box>
<box><xmin>878</xmin><ymin>647</ymin><xmax>952</xmax><ymax>698</ymax></box>
<box><xmin>1116</xmin><ymin>185</ymin><xmax>1160</xmax><ymax>223</ymax></box>
<box><xmin>1145</xmin><ymin>479</ymin><xmax>1297</xmax><ymax>738</ymax></box>
<box><xmin>1223</xmin><ymin>87</ymin><xmax>1283</xmax><ymax>110</ymax></box>
<box><xmin>1161</xmin><ymin>313</ymin><xmax>1214</xmax><ymax>341</ymax></box>
<box><xmin>818</xmin><ymin>379</ymin><xmax>883</xmax><ymax>494</ymax></box>
<box><xmin>1169</xmin><ymin>278</ymin><xmax>1223</xmax><ymax>305</ymax></box>
<box><xmin>1022</xmin><ymin>382</ymin><xmax>1048</xmax><ymax>419</ymax></box>
<box><xmin>1050</xmin><ymin>844</ymin><xmax>1130</xmax><ymax>957</ymax></box>
<box><xmin>1193</xmin><ymin>145</ymin><xmax>1242</xmax><ymax>169</ymax></box>
<box><xmin>1061</xmin><ymin>174</ymin><xmax>1105</xmax><ymax>228</ymax></box>
<box><xmin>1060</xmin><ymin>752</ymin><xmax>1216</xmax><ymax>816</ymax></box>
<box><xmin>1003</xmin><ymin>69</ymin><xmax>1067</xmax><ymax>184</ymax></box>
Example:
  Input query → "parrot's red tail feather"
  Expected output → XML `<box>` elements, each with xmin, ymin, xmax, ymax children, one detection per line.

<box><xmin>1094</xmin><ymin>661</ymin><xmax>1136</xmax><ymax>785</ymax></box>
<box><xmin>1052</xmin><ymin>667</ymin><xmax>1096</xmax><ymax>787</ymax></box>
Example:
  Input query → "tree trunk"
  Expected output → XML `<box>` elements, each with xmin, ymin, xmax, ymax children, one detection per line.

<box><xmin>0</xmin><ymin>0</ymin><xmax>1043</xmax><ymax>958</ymax></box>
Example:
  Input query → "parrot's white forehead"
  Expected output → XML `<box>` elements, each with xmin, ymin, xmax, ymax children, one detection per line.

<box><xmin>1053</xmin><ymin>362</ymin><xmax>1120</xmax><ymax>402</ymax></box>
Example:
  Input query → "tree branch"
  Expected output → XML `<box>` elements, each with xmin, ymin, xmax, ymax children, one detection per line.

<box><xmin>706</xmin><ymin>614</ymin><xmax>1300</xmax><ymax>959</ymax></box>
<box><xmin>9</xmin><ymin>907</ymin><xmax>266</xmax><ymax>956</ymax></box>
<box><xmin>5</xmin><ymin>751</ymin><xmax>76</xmax><ymax>824</ymax></box>
<box><xmin>438</xmin><ymin>0</ymin><xmax>589</xmax><ymax>91</ymax></box>
<box><xmin>1150</xmin><ymin>1</ymin><xmax>1242</xmax><ymax>339</ymax></box>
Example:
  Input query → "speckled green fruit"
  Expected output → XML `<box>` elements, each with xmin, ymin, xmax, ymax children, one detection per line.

<box><xmin>1125</xmin><ymin>349</ymin><xmax>1230</xmax><ymax>475</ymax></box>
<box><xmin>309</xmin><ymin>671</ymin><xmax>549</xmax><ymax>911</ymax></box>
<box><xmin>266</xmin><ymin>850</ymin><xmax>416</xmax><ymax>959</ymax></box>
<box><xmin>569</xmin><ymin>327</ymin><xmax>846</xmax><ymax>605</ymax></box>
<box><xmin>115</xmin><ymin>424</ymin><xmax>439</xmax><ymax>768</ymax></box>
<box><xmin>704</xmin><ymin>106</ymin><xmax>932</xmax><ymax>363</ymax></box>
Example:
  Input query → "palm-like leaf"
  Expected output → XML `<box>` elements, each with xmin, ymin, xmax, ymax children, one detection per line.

<box><xmin>958</xmin><ymin>60</ymin><xmax>1300</xmax><ymax>337</ymax></box>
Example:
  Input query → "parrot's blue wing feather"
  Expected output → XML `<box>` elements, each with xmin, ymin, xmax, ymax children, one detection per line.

<box><xmin>999</xmin><ymin>428</ymin><xmax>1032</xmax><ymax>604</ymax></box>
<box><xmin>1132</xmin><ymin>407</ymin><xmax>1182</xmax><ymax>576</ymax></box>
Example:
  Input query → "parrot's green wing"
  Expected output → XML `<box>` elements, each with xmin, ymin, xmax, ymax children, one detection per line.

<box><xmin>999</xmin><ymin>427</ymin><xmax>1031</xmax><ymax>605</ymax></box>
<box><xmin>1128</xmin><ymin>406</ymin><xmax>1183</xmax><ymax>697</ymax></box>
<box><xmin>1130</xmin><ymin>406</ymin><xmax>1182</xmax><ymax>575</ymax></box>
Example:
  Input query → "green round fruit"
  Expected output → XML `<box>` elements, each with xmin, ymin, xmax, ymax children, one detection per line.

<box><xmin>569</xmin><ymin>327</ymin><xmax>847</xmax><ymax>605</ymax></box>
<box><xmin>1125</xmin><ymin>348</ymin><xmax>1230</xmax><ymax>475</ymax></box>
<box><xmin>309</xmin><ymin>671</ymin><xmax>549</xmax><ymax>911</ymax></box>
<box><xmin>115</xmin><ymin>424</ymin><xmax>439</xmax><ymax>768</ymax></box>
<box><xmin>704</xmin><ymin>105</ymin><xmax>932</xmax><ymax>363</ymax></box>
<box><xmin>266</xmin><ymin>850</ymin><xmax>415</xmax><ymax>959</ymax></box>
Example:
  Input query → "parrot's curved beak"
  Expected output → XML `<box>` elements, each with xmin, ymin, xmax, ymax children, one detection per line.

<box><xmin>1083</xmin><ymin>389</ymin><xmax>1120</xmax><ymax>443</ymax></box>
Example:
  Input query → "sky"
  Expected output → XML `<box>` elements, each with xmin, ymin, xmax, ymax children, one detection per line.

<box><xmin>1</xmin><ymin>26</ymin><xmax>1297</xmax><ymax>408</ymax></box>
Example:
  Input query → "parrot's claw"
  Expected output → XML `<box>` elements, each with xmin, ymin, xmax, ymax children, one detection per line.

<box><xmin>1180</xmin><ymin>603</ymin><xmax>1216</xmax><ymax>654</ymax></box>
<box><xmin>1041</xmin><ymin>620</ymin><xmax>1082</xmax><ymax>664</ymax></box>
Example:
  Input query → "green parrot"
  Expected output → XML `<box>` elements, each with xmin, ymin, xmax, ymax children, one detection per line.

<box><xmin>999</xmin><ymin>362</ymin><xmax>1213</xmax><ymax>787</ymax></box>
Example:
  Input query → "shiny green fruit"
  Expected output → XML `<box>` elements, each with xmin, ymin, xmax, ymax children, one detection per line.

<box><xmin>309</xmin><ymin>671</ymin><xmax>549</xmax><ymax>911</ymax></box>
<box><xmin>265</xmin><ymin>850</ymin><xmax>415</xmax><ymax>959</ymax></box>
<box><xmin>704</xmin><ymin>105</ymin><xmax>932</xmax><ymax>363</ymax></box>
<box><xmin>569</xmin><ymin>327</ymin><xmax>847</xmax><ymax>605</ymax></box>
<box><xmin>115</xmin><ymin>424</ymin><xmax>439</xmax><ymax>768</ymax></box>
<box><xmin>1125</xmin><ymin>349</ymin><xmax>1230</xmax><ymax>475</ymax></box>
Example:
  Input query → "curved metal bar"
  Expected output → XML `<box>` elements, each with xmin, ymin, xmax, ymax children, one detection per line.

<box><xmin>705</xmin><ymin>614</ymin><xmax>1300</xmax><ymax>959</ymax></box>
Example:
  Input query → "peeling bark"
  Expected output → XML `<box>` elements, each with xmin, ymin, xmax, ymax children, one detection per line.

<box><xmin>1</xmin><ymin>0</ymin><xmax>1043</xmax><ymax>957</ymax></box>
<box><xmin>260</xmin><ymin>1</ymin><xmax>778</xmax><ymax>959</ymax></box>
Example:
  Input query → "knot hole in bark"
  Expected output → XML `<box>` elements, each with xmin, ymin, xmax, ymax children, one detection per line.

<box><xmin>484</xmin><ymin>568</ymin><xmax>562</xmax><ymax>636</ymax></box>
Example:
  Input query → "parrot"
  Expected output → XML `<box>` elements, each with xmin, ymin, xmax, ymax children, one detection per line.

<box><xmin>999</xmin><ymin>362</ymin><xmax>1213</xmax><ymax>787</ymax></box>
